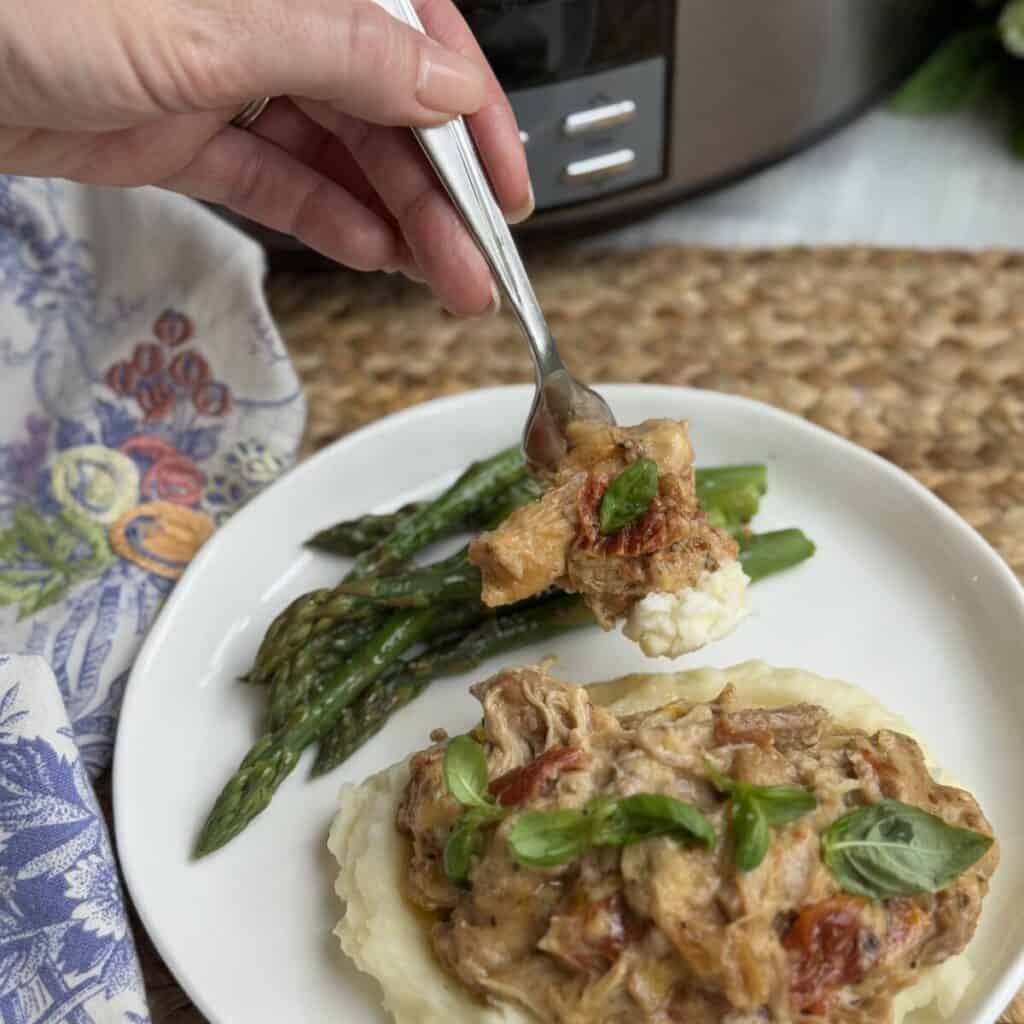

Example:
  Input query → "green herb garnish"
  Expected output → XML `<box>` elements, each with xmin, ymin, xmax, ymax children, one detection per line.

<box><xmin>443</xmin><ymin>807</ymin><xmax>494</xmax><ymax>887</ymax></box>
<box><xmin>507</xmin><ymin>792</ymin><xmax>714</xmax><ymax>869</ymax></box>
<box><xmin>731</xmin><ymin>793</ymin><xmax>770</xmax><ymax>872</ymax></box>
<box><xmin>442</xmin><ymin>734</ymin><xmax>493</xmax><ymax>809</ymax></box>
<box><xmin>506</xmin><ymin>808</ymin><xmax>593</xmax><ymax>868</ymax></box>
<box><xmin>821</xmin><ymin>799</ymin><xmax>993</xmax><ymax>899</ymax></box>
<box><xmin>599</xmin><ymin>458</ymin><xmax>659</xmax><ymax>534</ymax></box>
<box><xmin>442</xmin><ymin>740</ymin><xmax>719</xmax><ymax>879</ymax></box>
<box><xmin>706</xmin><ymin>760</ymin><xmax>816</xmax><ymax>871</ymax></box>
<box><xmin>441</xmin><ymin>736</ymin><xmax>504</xmax><ymax>887</ymax></box>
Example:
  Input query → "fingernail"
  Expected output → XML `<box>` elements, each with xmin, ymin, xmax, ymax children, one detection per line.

<box><xmin>463</xmin><ymin>280</ymin><xmax>501</xmax><ymax>319</ymax></box>
<box><xmin>402</xmin><ymin>262</ymin><xmax>425</xmax><ymax>284</ymax></box>
<box><xmin>482</xmin><ymin>280</ymin><xmax>501</xmax><ymax>316</ymax></box>
<box><xmin>507</xmin><ymin>182</ymin><xmax>535</xmax><ymax>225</ymax></box>
<box><xmin>417</xmin><ymin>42</ymin><xmax>487</xmax><ymax>115</ymax></box>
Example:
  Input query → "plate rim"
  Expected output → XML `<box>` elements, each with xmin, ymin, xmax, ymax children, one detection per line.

<box><xmin>113</xmin><ymin>383</ymin><xmax>1024</xmax><ymax>1024</ymax></box>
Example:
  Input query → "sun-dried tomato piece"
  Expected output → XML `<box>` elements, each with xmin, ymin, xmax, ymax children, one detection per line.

<box><xmin>488</xmin><ymin>745</ymin><xmax>585</xmax><ymax>807</ymax></box>
<box><xmin>575</xmin><ymin>471</ymin><xmax>691</xmax><ymax>558</ymax></box>
<box><xmin>783</xmin><ymin>895</ymin><xmax>881</xmax><ymax>1014</ymax></box>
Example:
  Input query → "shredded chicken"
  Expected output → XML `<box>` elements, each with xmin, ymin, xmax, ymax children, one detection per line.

<box><xmin>468</xmin><ymin>419</ymin><xmax>738</xmax><ymax>627</ymax></box>
<box><xmin>396</xmin><ymin>667</ymin><xmax>999</xmax><ymax>1024</ymax></box>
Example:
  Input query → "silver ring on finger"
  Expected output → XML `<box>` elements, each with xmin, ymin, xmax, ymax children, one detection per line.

<box><xmin>230</xmin><ymin>97</ymin><xmax>273</xmax><ymax>131</ymax></box>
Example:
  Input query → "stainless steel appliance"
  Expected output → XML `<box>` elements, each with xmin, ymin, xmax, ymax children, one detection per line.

<box><xmin>235</xmin><ymin>1</ymin><xmax>947</xmax><ymax>254</ymax></box>
<box><xmin>462</xmin><ymin>0</ymin><xmax>945</xmax><ymax>232</ymax></box>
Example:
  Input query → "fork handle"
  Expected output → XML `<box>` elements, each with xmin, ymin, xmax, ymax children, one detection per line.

<box><xmin>373</xmin><ymin>0</ymin><xmax>565</xmax><ymax>384</ymax></box>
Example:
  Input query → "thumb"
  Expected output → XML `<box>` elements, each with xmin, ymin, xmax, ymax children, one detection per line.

<box><xmin>226</xmin><ymin>0</ymin><xmax>488</xmax><ymax>126</ymax></box>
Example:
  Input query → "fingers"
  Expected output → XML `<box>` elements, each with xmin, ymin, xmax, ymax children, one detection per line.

<box><xmin>159</xmin><ymin>124</ymin><xmax>400</xmax><ymax>272</ymax></box>
<box><xmin>247</xmin><ymin>98</ymin><xmax>423</xmax><ymax>280</ymax></box>
<box><xmin>219</xmin><ymin>0</ymin><xmax>487</xmax><ymax>127</ymax></box>
<box><xmin>300</xmin><ymin>100</ymin><xmax>497</xmax><ymax>317</ymax></box>
<box><xmin>413</xmin><ymin>0</ymin><xmax>533</xmax><ymax>221</ymax></box>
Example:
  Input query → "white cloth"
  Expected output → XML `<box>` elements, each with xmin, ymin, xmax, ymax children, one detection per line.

<box><xmin>584</xmin><ymin>109</ymin><xmax>1024</xmax><ymax>252</ymax></box>
<box><xmin>0</xmin><ymin>176</ymin><xmax>305</xmax><ymax>1023</ymax></box>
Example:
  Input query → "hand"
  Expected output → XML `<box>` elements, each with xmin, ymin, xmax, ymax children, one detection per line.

<box><xmin>0</xmin><ymin>0</ymin><xmax>532</xmax><ymax>315</ymax></box>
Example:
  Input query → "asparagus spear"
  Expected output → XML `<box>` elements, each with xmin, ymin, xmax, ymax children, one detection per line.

<box><xmin>335</xmin><ymin>554</ymin><xmax>479</xmax><ymax>606</ymax></box>
<box><xmin>477</xmin><ymin>475</ymin><xmax>543</xmax><ymax>528</ymax></box>
<box><xmin>305</xmin><ymin>474</ymin><xmax>541</xmax><ymax>557</ymax></box>
<box><xmin>310</xmin><ymin>644</ymin><xmax>450</xmax><ymax>778</ymax></box>
<box><xmin>250</xmin><ymin>446</ymin><xmax>523</xmax><ymax>683</ymax></box>
<box><xmin>312</xmin><ymin>595</ymin><xmax>593</xmax><ymax>775</ymax></box>
<box><xmin>738</xmin><ymin>529</ymin><xmax>816</xmax><ymax>582</ymax></box>
<box><xmin>324</xmin><ymin>475</ymin><xmax>543</xmax><ymax>608</ymax></box>
<box><xmin>695</xmin><ymin>464</ymin><xmax>767</xmax><ymax>500</ymax></box>
<box><xmin>250</xmin><ymin>588</ymin><xmax>378</xmax><ymax>686</ymax></box>
<box><xmin>306</xmin><ymin>503</ymin><xmax>419</xmax><ymax>557</ymax></box>
<box><xmin>264</xmin><ymin>599</ymin><xmax>487</xmax><ymax>731</ymax></box>
<box><xmin>262</xmin><ymin>617</ymin><xmax>381</xmax><ymax>729</ymax></box>
<box><xmin>196</xmin><ymin>607</ymin><xmax>440</xmax><ymax>856</ymax></box>
<box><xmin>703</xmin><ymin>483</ymin><xmax>761</xmax><ymax>530</ymax></box>
<box><xmin>347</xmin><ymin>446</ymin><xmax>523</xmax><ymax>579</ymax></box>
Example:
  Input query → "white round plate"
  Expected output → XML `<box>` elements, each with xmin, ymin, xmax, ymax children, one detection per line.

<box><xmin>115</xmin><ymin>385</ymin><xmax>1024</xmax><ymax>1024</ymax></box>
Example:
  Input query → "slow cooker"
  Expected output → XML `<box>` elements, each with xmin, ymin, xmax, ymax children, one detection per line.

<box><xmin>464</xmin><ymin>0</ymin><xmax>946</xmax><ymax>232</ymax></box>
<box><xmin>236</xmin><ymin>1</ymin><xmax>948</xmax><ymax>253</ymax></box>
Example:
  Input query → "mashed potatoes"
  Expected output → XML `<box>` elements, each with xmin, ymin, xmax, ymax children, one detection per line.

<box><xmin>328</xmin><ymin>661</ymin><xmax>976</xmax><ymax>1024</ymax></box>
<box><xmin>623</xmin><ymin>560</ymin><xmax>749</xmax><ymax>658</ymax></box>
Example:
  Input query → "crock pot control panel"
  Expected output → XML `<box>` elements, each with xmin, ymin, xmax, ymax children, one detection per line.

<box><xmin>509</xmin><ymin>58</ymin><xmax>667</xmax><ymax>211</ymax></box>
<box><xmin>456</xmin><ymin>0</ymin><xmax>673</xmax><ymax>212</ymax></box>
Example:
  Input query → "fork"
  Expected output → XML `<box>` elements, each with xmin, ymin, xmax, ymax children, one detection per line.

<box><xmin>377</xmin><ymin>0</ymin><xmax>616</xmax><ymax>473</ymax></box>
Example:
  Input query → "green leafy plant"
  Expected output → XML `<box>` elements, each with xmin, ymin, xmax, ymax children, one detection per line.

<box><xmin>706</xmin><ymin>761</ymin><xmax>817</xmax><ymax>872</ymax></box>
<box><xmin>821</xmin><ymin>799</ymin><xmax>993</xmax><ymax>898</ymax></box>
<box><xmin>599</xmin><ymin>458</ymin><xmax>659</xmax><ymax>534</ymax></box>
<box><xmin>892</xmin><ymin>3</ymin><xmax>1024</xmax><ymax>156</ymax></box>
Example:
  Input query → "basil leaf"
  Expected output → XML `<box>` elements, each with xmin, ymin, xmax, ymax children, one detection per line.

<box><xmin>582</xmin><ymin>795</ymin><xmax>623</xmax><ymax>845</ymax></box>
<box><xmin>732</xmin><ymin>792</ymin><xmax>770</xmax><ymax>872</ymax></box>
<box><xmin>707</xmin><ymin>767</ymin><xmax>815</xmax><ymax>871</ymax></box>
<box><xmin>822</xmin><ymin>799</ymin><xmax>994</xmax><ymax>899</ymax></box>
<box><xmin>740</xmin><ymin>783</ymin><xmax>817</xmax><ymax>826</ymax></box>
<box><xmin>599</xmin><ymin>458</ymin><xmax>659</xmax><ymax>534</ymax></box>
<box><xmin>703</xmin><ymin>759</ymin><xmax>734</xmax><ymax>795</ymax></box>
<box><xmin>507</xmin><ymin>809</ymin><xmax>591</xmax><ymax>868</ymax></box>
<box><xmin>614</xmin><ymin>793</ymin><xmax>716</xmax><ymax>849</ymax></box>
<box><xmin>443</xmin><ymin>735</ymin><xmax>492</xmax><ymax>809</ymax></box>
<box><xmin>507</xmin><ymin>793</ymin><xmax>715</xmax><ymax>869</ymax></box>
<box><xmin>443</xmin><ymin>807</ymin><xmax>492</xmax><ymax>888</ymax></box>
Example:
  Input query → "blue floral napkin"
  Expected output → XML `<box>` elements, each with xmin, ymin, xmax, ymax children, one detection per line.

<box><xmin>0</xmin><ymin>175</ymin><xmax>305</xmax><ymax>1022</ymax></box>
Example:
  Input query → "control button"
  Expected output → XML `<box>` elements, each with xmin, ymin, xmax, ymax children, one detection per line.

<box><xmin>562</xmin><ymin>100</ymin><xmax>637</xmax><ymax>137</ymax></box>
<box><xmin>519</xmin><ymin>129</ymin><xmax>530</xmax><ymax>145</ymax></box>
<box><xmin>563</xmin><ymin>149</ymin><xmax>636</xmax><ymax>184</ymax></box>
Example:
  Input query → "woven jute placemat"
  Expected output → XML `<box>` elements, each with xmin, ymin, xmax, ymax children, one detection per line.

<box><xmin>129</xmin><ymin>245</ymin><xmax>1024</xmax><ymax>1021</ymax></box>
